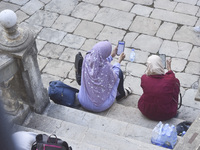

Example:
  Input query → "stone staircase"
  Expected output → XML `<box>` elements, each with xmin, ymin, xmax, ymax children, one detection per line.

<box><xmin>12</xmin><ymin>97</ymin><xmax>186</xmax><ymax>150</ymax></box>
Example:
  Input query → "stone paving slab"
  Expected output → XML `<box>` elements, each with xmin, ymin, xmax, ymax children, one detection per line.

<box><xmin>45</xmin><ymin>0</ymin><xmax>78</xmax><ymax>15</ymax></box>
<box><xmin>94</xmin><ymin>7</ymin><xmax>135</xmax><ymax>30</ymax></box>
<box><xmin>131</xmin><ymin>4</ymin><xmax>153</xmax><ymax>17</ymax></box>
<box><xmin>156</xmin><ymin>22</ymin><xmax>177</xmax><ymax>40</ymax></box>
<box><xmin>174</xmin><ymin>0</ymin><xmax>198</xmax><ymax>5</ymax></box>
<box><xmin>0</xmin><ymin>1</ymin><xmax>20</xmax><ymax>12</ymax></box>
<box><xmin>127</xmin><ymin>0</ymin><xmax>153</xmax><ymax>5</ymax></box>
<box><xmin>154</xmin><ymin>0</ymin><xmax>177</xmax><ymax>11</ymax></box>
<box><xmin>39</xmin><ymin>43</ymin><xmax>65</xmax><ymax>59</ymax></box>
<box><xmin>132</xmin><ymin>34</ymin><xmax>163</xmax><ymax>53</ymax></box>
<box><xmin>42</xmin><ymin>59</ymin><xmax>73</xmax><ymax>78</ymax></box>
<box><xmin>60</xmin><ymin>34</ymin><xmax>86</xmax><ymax>49</ymax></box>
<box><xmin>52</xmin><ymin>15</ymin><xmax>81</xmax><ymax>33</ymax></box>
<box><xmin>129</xmin><ymin>16</ymin><xmax>161</xmax><ymax>36</ymax></box>
<box><xmin>26</xmin><ymin>10</ymin><xmax>59</xmax><ymax>27</ymax></box>
<box><xmin>174</xmin><ymin>3</ymin><xmax>199</xmax><ymax>15</ymax></box>
<box><xmin>185</xmin><ymin>62</ymin><xmax>200</xmax><ymax>75</ymax></box>
<box><xmin>71</xmin><ymin>2</ymin><xmax>100</xmax><ymax>20</ymax></box>
<box><xmin>100</xmin><ymin>0</ymin><xmax>133</xmax><ymax>12</ymax></box>
<box><xmin>74</xmin><ymin>20</ymin><xmax>104</xmax><ymax>38</ymax></box>
<box><xmin>173</xmin><ymin>26</ymin><xmax>200</xmax><ymax>46</ymax></box>
<box><xmin>96</xmin><ymin>26</ymin><xmax>126</xmax><ymax>45</ymax></box>
<box><xmin>20</xmin><ymin>0</ymin><xmax>44</xmax><ymax>15</ymax></box>
<box><xmin>176</xmin><ymin>73</ymin><xmax>199</xmax><ymax>88</ymax></box>
<box><xmin>38</xmin><ymin>28</ymin><xmax>66</xmax><ymax>44</ymax></box>
<box><xmin>151</xmin><ymin>9</ymin><xmax>197</xmax><ymax>26</ymax></box>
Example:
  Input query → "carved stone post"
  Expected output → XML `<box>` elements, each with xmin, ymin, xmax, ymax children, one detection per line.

<box><xmin>195</xmin><ymin>80</ymin><xmax>200</xmax><ymax>101</ymax></box>
<box><xmin>0</xmin><ymin>9</ymin><xmax>49</xmax><ymax>113</ymax></box>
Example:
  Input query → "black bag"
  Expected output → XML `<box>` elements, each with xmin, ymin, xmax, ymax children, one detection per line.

<box><xmin>176</xmin><ymin>121</ymin><xmax>192</xmax><ymax>136</ymax></box>
<box><xmin>31</xmin><ymin>134</ymin><xmax>72</xmax><ymax>150</ymax></box>
<box><xmin>75</xmin><ymin>52</ymin><xmax>83</xmax><ymax>85</ymax></box>
<box><xmin>48</xmin><ymin>81</ymin><xmax>80</xmax><ymax>108</ymax></box>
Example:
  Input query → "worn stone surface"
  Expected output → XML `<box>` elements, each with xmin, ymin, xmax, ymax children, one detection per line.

<box><xmin>74</xmin><ymin>20</ymin><xmax>104</xmax><ymax>38</ymax></box>
<box><xmin>45</xmin><ymin>0</ymin><xmax>78</xmax><ymax>15</ymax></box>
<box><xmin>36</xmin><ymin>39</ymin><xmax>47</xmax><ymax>53</ymax></box>
<box><xmin>174</xmin><ymin>0</ymin><xmax>198</xmax><ymax>5</ymax></box>
<box><xmin>59</xmin><ymin>48</ymin><xmax>80</xmax><ymax>63</ymax></box>
<box><xmin>154</xmin><ymin>0</ymin><xmax>177</xmax><ymax>11</ymax></box>
<box><xmin>4</xmin><ymin>0</ymin><xmax>200</xmax><ymax>149</ymax></box>
<box><xmin>123</xmin><ymin>32</ymin><xmax>139</xmax><ymax>47</ymax></box>
<box><xmin>126</xmin><ymin>63</ymin><xmax>146</xmax><ymax>78</ymax></box>
<box><xmin>52</xmin><ymin>15</ymin><xmax>81</xmax><ymax>33</ymax></box>
<box><xmin>156</xmin><ymin>22</ymin><xmax>177</xmax><ymax>40</ymax></box>
<box><xmin>83</xmin><ymin>0</ymin><xmax>102</xmax><ymax>4</ymax></box>
<box><xmin>38</xmin><ymin>28</ymin><xmax>66</xmax><ymax>44</ymax></box>
<box><xmin>97</xmin><ymin>26</ymin><xmax>126</xmax><ymax>45</ymax></box>
<box><xmin>151</xmin><ymin>9</ymin><xmax>197</xmax><ymax>26</ymax></box>
<box><xmin>174</xmin><ymin>3</ymin><xmax>199</xmax><ymax>15</ymax></box>
<box><xmin>0</xmin><ymin>1</ymin><xmax>20</xmax><ymax>12</ymax></box>
<box><xmin>132</xmin><ymin>34</ymin><xmax>163</xmax><ymax>53</ymax></box>
<box><xmin>171</xmin><ymin>58</ymin><xmax>187</xmax><ymax>72</ymax></box>
<box><xmin>43</xmin><ymin>59</ymin><xmax>73</xmax><ymax>78</ymax></box>
<box><xmin>130</xmin><ymin>4</ymin><xmax>153</xmax><ymax>17</ymax></box>
<box><xmin>173</xmin><ymin>26</ymin><xmax>200</xmax><ymax>46</ymax></box>
<box><xmin>37</xmin><ymin>55</ymin><xmax>49</xmax><ymax>71</ymax></box>
<box><xmin>16</xmin><ymin>10</ymin><xmax>29</xmax><ymax>23</ymax></box>
<box><xmin>81</xmin><ymin>39</ymin><xmax>99</xmax><ymax>51</ymax></box>
<box><xmin>127</xmin><ymin>0</ymin><xmax>153</xmax><ymax>5</ymax></box>
<box><xmin>188</xmin><ymin>46</ymin><xmax>200</xmax><ymax>63</ymax></box>
<box><xmin>101</xmin><ymin>0</ymin><xmax>133</xmax><ymax>12</ymax></box>
<box><xmin>26</xmin><ymin>10</ymin><xmax>59</xmax><ymax>27</ymax></box>
<box><xmin>185</xmin><ymin>62</ymin><xmax>200</xmax><ymax>75</ymax></box>
<box><xmin>129</xmin><ymin>16</ymin><xmax>161</xmax><ymax>36</ymax></box>
<box><xmin>9</xmin><ymin>0</ymin><xmax>29</xmax><ymax>5</ymax></box>
<box><xmin>60</xmin><ymin>34</ymin><xmax>86</xmax><ymax>49</ymax></box>
<box><xmin>20</xmin><ymin>0</ymin><xmax>44</xmax><ymax>15</ymax></box>
<box><xmin>176</xmin><ymin>73</ymin><xmax>199</xmax><ymax>88</ymax></box>
<box><xmin>94</xmin><ymin>8</ymin><xmax>135</xmax><ymax>30</ymax></box>
<box><xmin>71</xmin><ymin>2</ymin><xmax>99</xmax><ymax>20</ymax></box>
<box><xmin>39</xmin><ymin>43</ymin><xmax>65</xmax><ymax>59</ymax></box>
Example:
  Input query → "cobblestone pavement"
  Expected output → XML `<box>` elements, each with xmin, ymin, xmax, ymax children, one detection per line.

<box><xmin>1</xmin><ymin>0</ymin><xmax>200</xmax><ymax>122</ymax></box>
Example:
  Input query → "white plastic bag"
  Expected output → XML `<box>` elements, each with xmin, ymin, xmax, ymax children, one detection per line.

<box><xmin>151</xmin><ymin>121</ymin><xmax>177</xmax><ymax>149</ymax></box>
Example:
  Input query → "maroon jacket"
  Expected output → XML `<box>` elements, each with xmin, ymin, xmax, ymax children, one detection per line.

<box><xmin>138</xmin><ymin>71</ymin><xmax>180</xmax><ymax>121</ymax></box>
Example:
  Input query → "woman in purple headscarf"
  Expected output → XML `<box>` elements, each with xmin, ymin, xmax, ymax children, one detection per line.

<box><xmin>78</xmin><ymin>41</ymin><xmax>131</xmax><ymax>112</ymax></box>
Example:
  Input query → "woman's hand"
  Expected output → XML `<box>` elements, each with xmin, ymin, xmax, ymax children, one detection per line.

<box><xmin>111</xmin><ymin>47</ymin><xmax>117</xmax><ymax>58</ymax></box>
<box><xmin>166</xmin><ymin>58</ymin><xmax>171</xmax><ymax>71</ymax></box>
<box><xmin>118</xmin><ymin>52</ymin><xmax>125</xmax><ymax>63</ymax></box>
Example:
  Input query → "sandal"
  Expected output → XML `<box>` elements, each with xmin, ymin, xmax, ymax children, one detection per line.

<box><xmin>117</xmin><ymin>87</ymin><xmax>132</xmax><ymax>101</ymax></box>
<box><xmin>124</xmin><ymin>87</ymin><xmax>132</xmax><ymax>98</ymax></box>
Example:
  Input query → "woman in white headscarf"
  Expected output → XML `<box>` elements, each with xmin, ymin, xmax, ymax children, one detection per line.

<box><xmin>138</xmin><ymin>55</ymin><xmax>180</xmax><ymax>121</ymax></box>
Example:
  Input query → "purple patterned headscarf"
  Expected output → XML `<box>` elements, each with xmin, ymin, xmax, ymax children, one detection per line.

<box><xmin>81</xmin><ymin>41</ymin><xmax>118</xmax><ymax>106</ymax></box>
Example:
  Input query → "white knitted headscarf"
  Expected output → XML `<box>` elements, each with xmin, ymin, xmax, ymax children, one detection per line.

<box><xmin>145</xmin><ymin>55</ymin><xmax>165</xmax><ymax>76</ymax></box>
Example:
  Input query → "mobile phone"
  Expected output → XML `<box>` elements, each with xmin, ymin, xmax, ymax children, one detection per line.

<box><xmin>159</xmin><ymin>54</ymin><xmax>166</xmax><ymax>68</ymax></box>
<box><xmin>117</xmin><ymin>41</ymin><xmax>125</xmax><ymax>56</ymax></box>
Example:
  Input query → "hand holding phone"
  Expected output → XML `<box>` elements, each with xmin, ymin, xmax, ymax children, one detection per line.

<box><xmin>117</xmin><ymin>41</ymin><xmax>125</xmax><ymax>56</ymax></box>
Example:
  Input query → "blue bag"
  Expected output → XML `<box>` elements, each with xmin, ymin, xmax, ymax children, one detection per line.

<box><xmin>48</xmin><ymin>81</ymin><xmax>80</xmax><ymax>108</ymax></box>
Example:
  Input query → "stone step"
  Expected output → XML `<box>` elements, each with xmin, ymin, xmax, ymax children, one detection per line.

<box><xmin>12</xmin><ymin>124</ymin><xmax>103</xmax><ymax>150</ymax></box>
<box><xmin>103</xmin><ymin>103</ymin><xmax>185</xmax><ymax>129</ymax></box>
<box><xmin>44</xmin><ymin>102</ymin><xmax>154</xmax><ymax>144</ymax></box>
<box><xmin>46</xmin><ymin>102</ymin><xmax>184</xmax><ymax>130</ymax></box>
<box><xmin>22</xmin><ymin>113</ymin><xmax>166</xmax><ymax>150</ymax></box>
